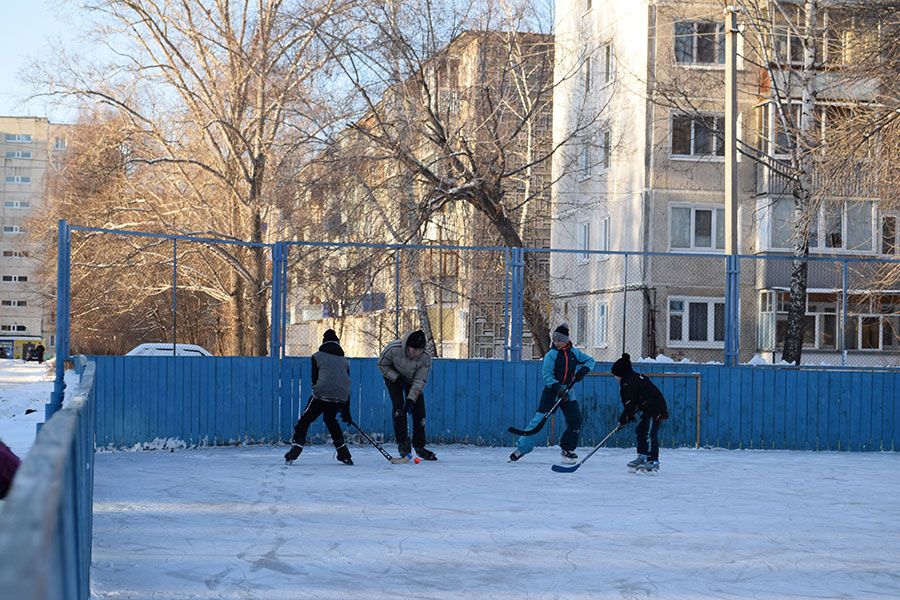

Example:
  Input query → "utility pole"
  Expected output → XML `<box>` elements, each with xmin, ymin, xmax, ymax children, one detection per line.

<box><xmin>724</xmin><ymin>6</ymin><xmax>740</xmax><ymax>367</ymax></box>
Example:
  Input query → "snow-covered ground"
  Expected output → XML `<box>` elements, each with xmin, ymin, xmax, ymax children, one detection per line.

<box><xmin>0</xmin><ymin>359</ymin><xmax>54</xmax><ymax>458</ymax></box>
<box><xmin>91</xmin><ymin>444</ymin><xmax>900</xmax><ymax>600</ymax></box>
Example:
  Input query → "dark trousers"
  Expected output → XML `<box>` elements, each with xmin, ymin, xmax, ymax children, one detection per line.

<box><xmin>537</xmin><ymin>387</ymin><xmax>582</xmax><ymax>452</ymax></box>
<box><xmin>384</xmin><ymin>378</ymin><xmax>426</xmax><ymax>454</ymax></box>
<box><xmin>635</xmin><ymin>414</ymin><xmax>661</xmax><ymax>461</ymax></box>
<box><xmin>292</xmin><ymin>396</ymin><xmax>346</xmax><ymax>448</ymax></box>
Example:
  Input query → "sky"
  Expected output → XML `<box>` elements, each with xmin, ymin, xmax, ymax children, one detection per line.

<box><xmin>0</xmin><ymin>1</ymin><xmax>83</xmax><ymax>122</ymax></box>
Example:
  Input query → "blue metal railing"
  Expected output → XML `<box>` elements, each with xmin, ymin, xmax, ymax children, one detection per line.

<box><xmin>0</xmin><ymin>361</ymin><xmax>97</xmax><ymax>600</ymax></box>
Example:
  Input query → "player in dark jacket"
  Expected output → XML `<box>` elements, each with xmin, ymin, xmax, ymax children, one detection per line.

<box><xmin>283</xmin><ymin>329</ymin><xmax>353</xmax><ymax>466</ymax></box>
<box><xmin>611</xmin><ymin>353</ymin><xmax>669</xmax><ymax>472</ymax></box>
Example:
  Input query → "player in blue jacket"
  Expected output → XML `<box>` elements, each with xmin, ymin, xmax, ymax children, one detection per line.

<box><xmin>509</xmin><ymin>323</ymin><xmax>596</xmax><ymax>463</ymax></box>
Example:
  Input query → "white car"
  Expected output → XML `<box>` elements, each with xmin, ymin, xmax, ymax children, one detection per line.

<box><xmin>125</xmin><ymin>343</ymin><xmax>212</xmax><ymax>357</ymax></box>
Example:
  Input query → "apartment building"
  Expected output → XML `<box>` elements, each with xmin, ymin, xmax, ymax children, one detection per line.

<box><xmin>0</xmin><ymin>116</ymin><xmax>68</xmax><ymax>359</ymax></box>
<box><xmin>279</xmin><ymin>31</ymin><xmax>554</xmax><ymax>359</ymax></box>
<box><xmin>552</xmin><ymin>0</ymin><xmax>891</xmax><ymax>365</ymax></box>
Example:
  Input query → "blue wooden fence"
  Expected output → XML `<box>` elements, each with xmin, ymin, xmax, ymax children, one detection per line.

<box><xmin>90</xmin><ymin>357</ymin><xmax>900</xmax><ymax>451</ymax></box>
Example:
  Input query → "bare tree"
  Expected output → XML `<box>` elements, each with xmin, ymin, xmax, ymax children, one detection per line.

<box><xmin>312</xmin><ymin>0</ymin><xmax>604</xmax><ymax>356</ymax></box>
<box><xmin>32</xmin><ymin>0</ymin><xmax>346</xmax><ymax>355</ymax></box>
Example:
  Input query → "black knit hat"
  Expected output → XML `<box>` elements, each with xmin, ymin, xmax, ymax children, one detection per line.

<box><xmin>323</xmin><ymin>329</ymin><xmax>339</xmax><ymax>343</ymax></box>
<box><xmin>551</xmin><ymin>323</ymin><xmax>570</xmax><ymax>344</ymax></box>
<box><xmin>407</xmin><ymin>330</ymin><xmax>426</xmax><ymax>349</ymax></box>
<box><xmin>611</xmin><ymin>353</ymin><xmax>634</xmax><ymax>377</ymax></box>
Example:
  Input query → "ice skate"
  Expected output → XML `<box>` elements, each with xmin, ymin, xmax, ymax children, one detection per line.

<box><xmin>634</xmin><ymin>460</ymin><xmax>659</xmax><ymax>474</ymax></box>
<box><xmin>415</xmin><ymin>447</ymin><xmax>437</xmax><ymax>461</ymax></box>
<box><xmin>283</xmin><ymin>444</ymin><xmax>303</xmax><ymax>465</ymax></box>
<box><xmin>508</xmin><ymin>449</ymin><xmax>524</xmax><ymax>462</ymax></box>
<box><xmin>627</xmin><ymin>454</ymin><xmax>648</xmax><ymax>472</ymax></box>
<box><xmin>335</xmin><ymin>444</ymin><xmax>353</xmax><ymax>465</ymax></box>
<box><xmin>560</xmin><ymin>449</ymin><xmax>578</xmax><ymax>464</ymax></box>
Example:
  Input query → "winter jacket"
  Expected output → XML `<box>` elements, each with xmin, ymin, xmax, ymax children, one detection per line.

<box><xmin>378</xmin><ymin>331</ymin><xmax>432</xmax><ymax>402</ymax></box>
<box><xmin>618</xmin><ymin>372</ymin><xmax>669</xmax><ymax>422</ymax></box>
<box><xmin>541</xmin><ymin>343</ymin><xmax>596</xmax><ymax>389</ymax></box>
<box><xmin>311</xmin><ymin>341</ymin><xmax>350</xmax><ymax>403</ymax></box>
<box><xmin>0</xmin><ymin>440</ymin><xmax>20</xmax><ymax>499</ymax></box>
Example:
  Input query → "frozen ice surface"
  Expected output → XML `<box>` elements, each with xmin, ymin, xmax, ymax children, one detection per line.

<box><xmin>90</xmin><ymin>445</ymin><xmax>900</xmax><ymax>599</ymax></box>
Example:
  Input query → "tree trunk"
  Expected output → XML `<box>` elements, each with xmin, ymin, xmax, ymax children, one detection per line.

<box><xmin>473</xmin><ymin>191</ymin><xmax>550</xmax><ymax>355</ymax></box>
<box><xmin>781</xmin><ymin>0</ymin><xmax>819</xmax><ymax>365</ymax></box>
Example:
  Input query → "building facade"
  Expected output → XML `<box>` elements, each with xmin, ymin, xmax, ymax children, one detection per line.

<box><xmin>0</xmin><ymin>116</ymin><xmax>68</xmax><ymax>359</ymax></box>
<box><xmin>552</xmin><ymin>0</ymin><xmax>892</xmax><ymax>365</ymax></box>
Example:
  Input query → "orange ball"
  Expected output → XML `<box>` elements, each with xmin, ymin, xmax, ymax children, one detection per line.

<box><xmin>414</xmin><ymin>457</ymin><xmax>421</xmax><ymax>464</ymax></box>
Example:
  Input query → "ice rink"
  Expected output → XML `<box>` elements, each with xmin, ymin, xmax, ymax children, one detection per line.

<box><xmin>89</xmin><ymin>444</ymin><xmax>900</xmax><ymax>599</ymax></box>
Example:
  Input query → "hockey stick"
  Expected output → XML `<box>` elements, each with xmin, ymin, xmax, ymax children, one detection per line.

<box><xmin>348</xmin><ymin>420</ymin><xmax>409</xmax><ymax>464</ymax></box>
<box><xmin>551</xmin><ymin>425</ymin><xmax>621</xmax><ymax>473</ymax></box>
<box><xmin>507</xmin><ymin>381</ymin><xmax>577</xmax><ymax>437</ymax></box>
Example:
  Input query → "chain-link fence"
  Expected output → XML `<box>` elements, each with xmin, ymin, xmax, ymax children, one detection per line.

<box><xmin>68</xmin><ymin>227</ymin><xmax>271</xmax><ymax>357</ymax></box>
<box><xmin>61</xmin><ymin>223</ymin><xmax>900</xmax><ymax>367</ymax></box>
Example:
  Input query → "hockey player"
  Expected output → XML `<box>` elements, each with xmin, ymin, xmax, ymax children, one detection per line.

<box><xmin>611</xmin><ymin>353</ymin><xmax>669</xmax><ymax>473</ymax></box>
<box><xmin>378</xmin><ymin>330</ymin><xmax>437</xmax><ymax>461</ymax></box>
<box><xmin>509</xmin><ymin>323</ymin><xmax>595</xmax><ymax>464</ymax></box>
<box><xmin>284</xmin><ymin>329</ymin><xmax>353</xmax><ymax>466</ymax></box>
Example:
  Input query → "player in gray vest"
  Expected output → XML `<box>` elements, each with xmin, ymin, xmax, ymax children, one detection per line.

<box><xmin>378</xmin><ymin>330</ymin><xmax>437</xmax><ymax>461</ymax></box>
<box><xmin>284</xmin><ymin>329</ymin><xmax>353</xmax><ymax>465</ymax></box>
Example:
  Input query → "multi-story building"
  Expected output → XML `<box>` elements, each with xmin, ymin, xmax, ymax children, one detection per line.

<box><xmin>552</xmin><ymin>0</ymin><xmax>893</xmax><ymax>365</ymax></box>
<box><xmin>279</xmin><ymin>31</ymin><xmax>554</xmax><ymax>358</ymax></box>
<box><xmin>0</xmin><ymin>116</ymin><xmax>69</xmax><ymax>359</ymax></box>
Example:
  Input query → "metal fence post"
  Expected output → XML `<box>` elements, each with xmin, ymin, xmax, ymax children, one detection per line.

<box><xmin>724</xmin><ymin>254</ymin><xmax>741</xmax><ymax>366</ymax></box>
<box><xmin>841</xmin><ymin>259</ymin><xmax>849</xmax><ymax>367</ymax></box>
<box><xmin>509</xmin><ymin>247</ymin><xmax>524</xmax><ymax>361</ymax></box>
<box><xmin>503</xmin><ymin>247</ymin><xmax>510</xmax><ymax>360</ymax></box>
<box><xmin>48</xmin><ymin>219</ymin><xmax>71</xmax><ymax>419</ymax></box>
<box><xmin>395</xmin><ymin>249</ymin><xmax>401</xmax><ymax>338</ymax></box>
<box><xmin>621</xmin><ymin>253</ymin><xmax>628</xmax><ymax>355</ymax></box>
<box><xmin>172</xmin><ymin>239</ymin><xmax>178</xmax><ymax>355</ymax></box>
<box><xmin>270</xmin><ymin>242</ymin><xmax>286</xmax><ymax>359</ymax></box>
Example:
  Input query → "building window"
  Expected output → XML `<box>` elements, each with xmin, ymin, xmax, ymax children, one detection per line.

<box><xmin>675</xmin><ymin>21</ymin><xmax>725</xmax><ymax>65</ymax></box>
<box><xmin>668</xmin><ymin>297</ymin><xmax>725</xmax><ymax>347</ymax></box>
<box><xmin>583</xmin><ymin>56</ymin><xmax>592</xmax><ymax>92</ymax></box>
<box><xmin>598</xmin><ymin>216</ymin><xmax>610</xmax><ymax>258</ymax></box>
<box><xmin>670</xmin><ymin>205</ymin><xmax>725</xmax><ymax>250</ymax></box>
<box><xmin>577</xmin><ymin>221</ymin><xmax>591</xmax><ymax>263</ymax></box>
<box><xmin>770</xmin><ymin>199</ymin><xmax>873</xmax><ymax>252</ymax></box>
<box><xmin>603</xmin><ymin>43</ymin><xmax>612</xmax><ymax>82</ymax></box>
<box><xmin>882</xmin><ymin>214</ymin><xmax>899</xmax><ymax>255</ymax></box>
<box><xmin>2</xmin><ymin>250</ymin><xmax>29</xmax><ymax>258</ymax></box>
<box><xmin>576</xmin><ymin>304</ymin><xmax>588</xmax><ymax>346</ymax></box>
<box><xmin>5</xmin><ymin>151</ymin><xmax>32</xmax><ymax>159</ymax></box>
<box><xmin>4</xmin><ymin>176</ymin><xmax>31</xmax><ymax>184</ymax></box>
<box><xmin>595</xmin><ymin>302</ymin><xmax>608</xmax><ymax>347</ymax></box>
<box><xmin>4</xmin><ymin>200</ymin><xmax>30</xmax><ymax>209</ymax></box>
<box><xmin>672</xmin><ymin>114</ymin><xmax>725</xmax><ymax>157</ymax></box>
<box><xmin>600</xmin><ymin>129</ymin><xmax>611</xmax><ymax>169</ymax></box>
<box><xmin>1</xmin><ymin>300</ymin><xmax>26</xmax><ymax>307</ymax></box>
<box><xmin>54</xmin><ymin>137</ymin><xmax>67</xmax><ymax>150</ymax></box>
<box><xmin>0</xmin><ymin>325</ymin><xmax>27</xmax><ymax>332</ymax></box>
<box><xmin>578</xmin><ymin>138</ymin><xmax>591</xmax><ymax>177</ymax></box>
<box><xmin>773</xmin><ymin>5</ymin><xmax>805</xmax><ymax>66</ymax></box>
<box><xmin>2</xmin><ymin>225</ymin><xmax>25</xmax><ymax>234</ymax></box>
<box><xmin>1</xmin><ymin>275</ymin><xmax>28</xmax><ymax>282</ymax></box>
<box><xmin>4</xmin><ymin>134</ymin><xmax>32</xmax><ymax>143</ymax></box>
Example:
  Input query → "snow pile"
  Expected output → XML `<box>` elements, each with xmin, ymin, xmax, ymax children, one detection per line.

<box><xmin>0</xmin><ymin>360</ymin><xmax>54</xmax><ymax>457</ymax></box>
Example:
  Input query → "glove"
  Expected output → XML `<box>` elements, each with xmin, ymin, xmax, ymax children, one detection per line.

<box><xmin>618</xmin><ymin>412</ymin><xmax>635</xmax><ymax>427</ymax></box>
<box><xmin>550</xmin><ymin>383</ymin><xmax>567</xmax><ymax>399</ymax></box>
<box><xmin>574</xmin><ymin>367</ymin><xmax>591</xmax><ymax>382</ymax></box>
<box><xmin>339</xmin><ymin>402</ymin><xmax>352</xmax><ymax>424</ymax></box>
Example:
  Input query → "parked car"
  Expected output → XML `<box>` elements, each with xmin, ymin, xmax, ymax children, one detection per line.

<box><xmin>125</xmin><ymin>343</ymin><xmax>212</xmax><ymax>357</ymax></box>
